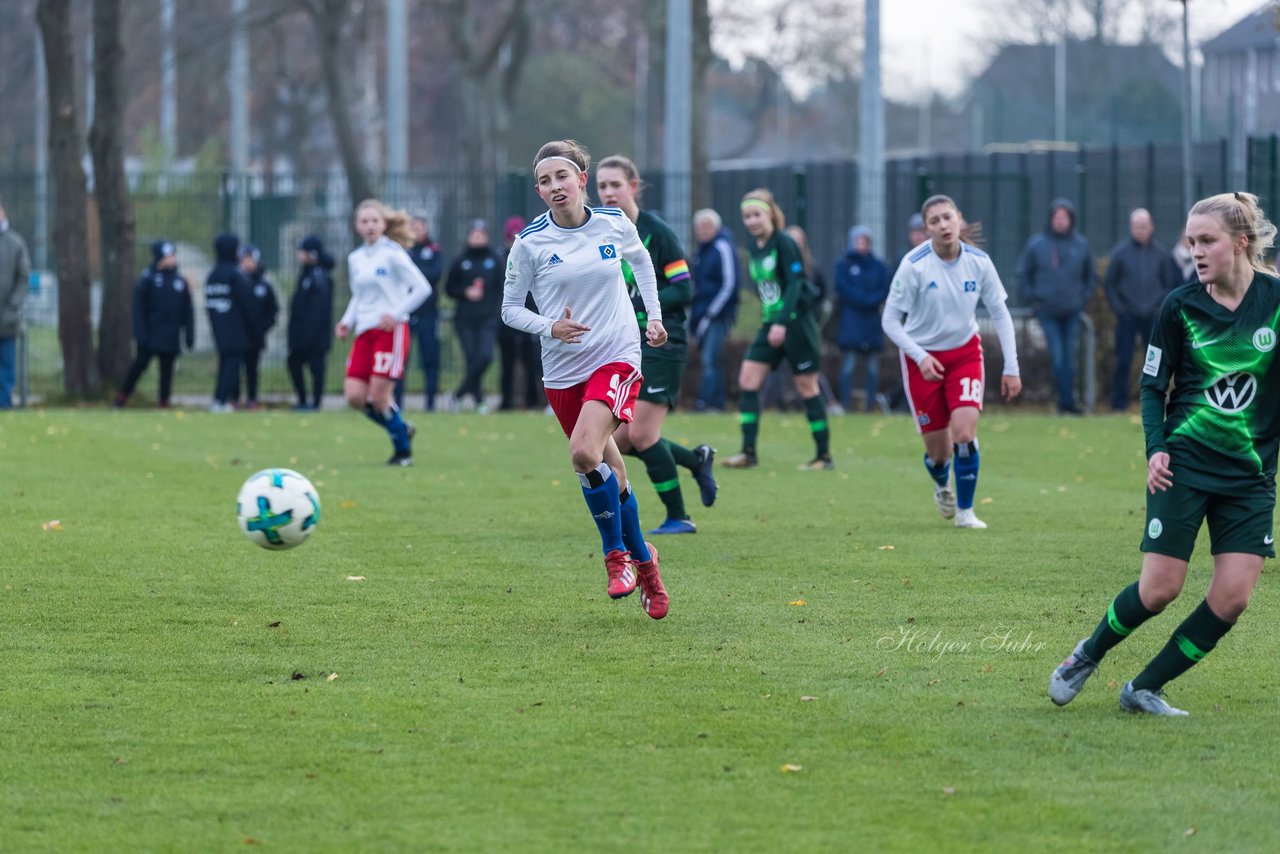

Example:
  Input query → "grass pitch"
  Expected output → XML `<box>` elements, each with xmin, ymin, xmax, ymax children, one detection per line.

<box><xmin>1</xmin><ymin>407</ymin><xmax>1277</xmax><ymax>852</ymax></box>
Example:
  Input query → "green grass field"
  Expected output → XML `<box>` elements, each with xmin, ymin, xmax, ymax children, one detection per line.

<box><xmin>2</xmin><ymin>407</ymin><xmax>1277</xmax><ymax>852</ymax></box>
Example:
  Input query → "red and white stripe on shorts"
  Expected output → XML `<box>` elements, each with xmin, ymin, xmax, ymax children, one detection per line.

<box><xmin>545</xmin><ymin>361</ymin><xmax>643</xmax><ymax>438</ymax></box>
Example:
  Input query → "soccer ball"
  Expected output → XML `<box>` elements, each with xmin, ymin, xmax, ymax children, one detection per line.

<box><xmin>236</xmin><ymin>468</ymin><xmax>321</xmax><ymax>550</ymax></box>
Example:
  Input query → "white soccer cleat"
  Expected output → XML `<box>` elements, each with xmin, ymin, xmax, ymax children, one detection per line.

<box><xmin>934</xmin><ymin>485</ymin><xmax>957</xmax><ymax>519</ymax></box>
<box><xmin>954</xmin><ymin>507</ymin><xmax>987</xmax><ymax>529</ymax></box>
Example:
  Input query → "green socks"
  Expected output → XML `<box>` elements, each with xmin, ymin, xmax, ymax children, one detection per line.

<box><xmin>739</xmin><ymin>390</ymin><xmax>760</xmax><ymax>455</ymax></box>
<box><xmin>635</xmin><ymin>441</ymin><xmax>688</xmax><ymax>521</ymax></box>
<box><xmin>1131</xmin><ymin>599</ymin><xmax>1234</xmax><ymax>692</ymax></box>
<box><xmin>803</xmin><ymin>395</ymin><xmax>830</xmax><ymax>458</ymax></box>
<box><xmin>1083</xmin><ymin>582</ymin><xmax>1157</xmax><ymax>661</ymax></box>
<box><xmin>664</xmin><ymin>438</ymin><xmax>700</xmax><ymax>471</ymax></box>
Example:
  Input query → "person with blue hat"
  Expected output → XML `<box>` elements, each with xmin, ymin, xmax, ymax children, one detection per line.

<box><xmin>114</xmin><ymin>240</ymin><xmax>194</xmax><ymax>408</ymax></box>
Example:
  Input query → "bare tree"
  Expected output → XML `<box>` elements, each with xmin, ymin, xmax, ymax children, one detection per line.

<box><xmin>89</xmin><ymin>0</ymin><xmax>135</xmax><ymax>389</ymax></box>
<box><xmin>37</xmin><ymin>0</ymin><xmax>98</xmax><ymax>396</ymax></box>
<box><xmin>296</xmin><ymin>0</ymin><xmax>374</xmax><ymax>206</ymax></box>
<box><xmin>439</xmin><ymin>0</ymin><xmax>531</xmax><ymax>215</ymax></box>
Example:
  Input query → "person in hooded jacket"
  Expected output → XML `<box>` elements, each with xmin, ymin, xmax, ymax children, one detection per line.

<box><xmin>239</xmin><ymin>242</ymin><xmax>279</xmax><ymax>410</ymax></box>
<box><xmin>206</xmin><ymin>232</ymin><xmax>258</xmax><ymax>412</ymax></box>
<box><xmin>834</xmin><ymin>225</ymin><xmax>890</xmax><ymax>412</ymax></box>
<box><xmin>405</xmin><ymin>213</ymin><xmax>445</xmax><ymax>410</ymax></box>
<box><xmin>1015</xmin><ymin>198</ymin><xmax>1097</xmax><ymax>414</ymax></box>
<box><xmin>690</xmin><ymin>208</ymin><xmax>740</xmax><ymax>413</ymax></box>
<box><xmin>497</xmin><ymin>215</ymin><xmax>545</xmax><ymax>411</ymax></box>
<box><xmin>287</xmin><ymin>234</ymin><xmax>335</xmax><ymax>411</ymax></box>
<box><xmin>114</xmin><ymin>240</ymin><xmax>195</xmax><ymax>408</ymax></box>
<box><xmin>445</xmin><ymin>219</ymin><xmax>504</xmax><ymax>412</ymax></box>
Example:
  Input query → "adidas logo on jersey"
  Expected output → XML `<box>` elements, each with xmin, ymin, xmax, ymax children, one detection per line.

<box><xmin>548</xmin><ymin>254</ymin><xmax>563</xmax><ymax>265</ymax></box>
<box><xmin>926</xmin><ymin>281</ymin><xmax>939</xmax><ymax>290</ymax></box>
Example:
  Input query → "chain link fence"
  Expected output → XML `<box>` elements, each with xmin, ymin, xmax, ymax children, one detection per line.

<box><xmin>6</xmin><ymin>135</ymin><xmax>1280</xmax><ymax>408</ymax></box>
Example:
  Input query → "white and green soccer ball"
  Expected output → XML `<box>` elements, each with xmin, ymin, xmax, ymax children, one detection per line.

<box><xmin>236</xmin><ymin>468</ymin><xmax>321</xmax><ymax>550</ymax></box>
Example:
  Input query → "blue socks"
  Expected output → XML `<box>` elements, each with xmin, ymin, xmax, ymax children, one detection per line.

<box><xmin>578</xmin><ymin>462</ymin><xmax>625</xmax><ymax>555</ymax></box>
<box><xmin>954</xmin><ymin>439</ymin><xmax>979</xmax><ymax>510</ymax></box>
<box><xmin>618</xmin><ymin>483</ymin><xmax>652</xmax><ymax>563</ymax></box>
<box><xmin>365</xmin><ymin>402</ymin><xmax>411</xmax><ymax>453</ymax></box>
<box><xmin>923</xmin><ymin>453</ymin><xmax>951</xmax><ymax>487</ymax></box>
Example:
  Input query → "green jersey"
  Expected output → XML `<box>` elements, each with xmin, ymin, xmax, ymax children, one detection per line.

<box><xmin>747</xmin><ymin>230</ymin><xmax>814</xmax><ymax>326</ymax></box>
<box><xmin>620</xmin><ymin>209</ymin><xmax>692</xmax><ymax>348</ymax></box>
<box><xmin>1141</xmin><ymin>273</ymin><xmax>1280</xmax><ymax>489</ymax></box>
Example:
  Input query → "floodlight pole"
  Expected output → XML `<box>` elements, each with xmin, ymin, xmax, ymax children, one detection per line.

<box><xmin>1179</xmin><ymin>0</ymin><xmax>1194</xmax><ymax>212</ymax></box>
<box><xmin>663</xmin><ymin>0</ymin><xmax>692</xmax><ymax>246</ymax></box>
<box><xmin>386</xmin><ymin>0</ymin><xmax>408</xmax><ymax>176</ymax></box>
<box><xmin>857</xmin><ymin>0</ymin><xmax>884</xmax><ymax>246</ymax></box>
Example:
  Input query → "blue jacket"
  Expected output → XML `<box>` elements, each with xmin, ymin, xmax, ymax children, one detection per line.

<box><xmin>1103</xmin><ymin>237</ymin><xmax>1180</xmax><ymax>319</ymax></box>
<box><xmin>1015</xmin><ymin>198</ymin><xmax>1096</xmax><ymax>317</ymax></box>
<box><xmin>246</xmin><ymin>267</ymin><xmax>279</xmax><ymax>351</ymax></box>
<box><xmin>205</xmin><ymin>233</ymin><xmax>258</xmax><ymax>353</ymax></box>
<box><xmin>132</xmin><ymin>265</ymin><xmax>194</xmax><ymax>354</ymax></box>
<box><xmin>409</xmin><ymin>240</ymin><xmax>444</xmax><ymax>315</ymax></box>
<box><xmin>690</xmin><ymin>228</ymin><xmax>740</xmax><ymax>340</ymax></box>
<box><xmin>288</xmin><ymin>252</ymin><xmax>335</xmax><ymax>355</ymax></box>
<box><xmin>833</xmin><ymin>247</ymin><xmax>890</xmax><ymax>351</ymax></box>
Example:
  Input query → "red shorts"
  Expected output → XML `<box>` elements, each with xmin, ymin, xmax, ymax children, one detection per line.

<box><xmin>345</xmin><ymin>324</ymin><xmax>411</xmax><ymax>382</ymax></box>
<box><xmin>545</xmin><ymin>362</ymin><xmax>642</xmax><ymax>437</ymax></box>
<box><xmin>900</xmin><ymin>335</ymin><xmax>985</xmax><ymax>434</ymax></box>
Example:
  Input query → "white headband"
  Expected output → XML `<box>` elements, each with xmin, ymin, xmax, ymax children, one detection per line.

<box><xmin>536</xmin><ymin>155</ymin><xmax>583</xmax><ymax>174</ymax></box>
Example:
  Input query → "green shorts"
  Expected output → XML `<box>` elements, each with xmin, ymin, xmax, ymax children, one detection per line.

<box><xmin>1142</xmin><ymin>473</ymin><xmax>1276</xmax><ymax>560</ymax></box>
<box><xmin>744</xmin><ymin>315</ymin><xmax>822</xmax><ymax>374</ymax></box>
<box><xmin>638</xmin><ymin>347</ymin><xmax>687</xmax><ymax>408</ymax></box>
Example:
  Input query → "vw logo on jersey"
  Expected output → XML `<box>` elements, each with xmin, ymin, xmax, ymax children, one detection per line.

<box><xmin>598</xmin><ymin>244</ymin><xmax>617</xmax><ymax>259</ymax></box>
<box><xmin>1253</xmin><ymin>327</ymin><xmax>1276</xmax><ymax>352</ymax></box>
<box><xmin>1204</xmin><ymin>371</ymin><xmax>1257</xmax><ymax>413</ymax></box>
<box><xmin>758</xmin><ymin>281</ymin><xmax>781</xmax><ymax>304</ymax></box>
<box><xmin>761</xmin><ymin>255</ymin><xmax>777</xmax><ymax>273</ymax></box>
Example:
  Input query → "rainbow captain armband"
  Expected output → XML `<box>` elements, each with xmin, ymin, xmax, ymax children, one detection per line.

<box><xmin>663</xmin><ymin>259</ymin><xmax>691</xmax><ymax>283</ymax></box>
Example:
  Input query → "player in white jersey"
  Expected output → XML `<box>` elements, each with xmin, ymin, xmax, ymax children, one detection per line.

<box><xmin>502</xmin><ymin>139</ymin><xmax>670</xmax><ymax>619</ymax></box>
<box><xmin>882</xmin><ymin>194</ymin><xmax>1021</xmax><ymax>529</ymax></box>
<box><xmin>336</xmin><ymin>199</ymin><xmax>431</xmax><ymax>466</ymax></box>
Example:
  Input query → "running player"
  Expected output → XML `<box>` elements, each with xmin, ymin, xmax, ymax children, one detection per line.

<box><xmin>502</xmin><ymin>140</ymin><xmax>671</xmax><ymax>619</ymax></box>
<box><xmin>336</xmin><ymin>199</ymin><xmax>431</xmax><ymax>466</ymax></box>
<box><xmin>1050</xmin><ymin>191</ymin><xmax>1280</xmax><ymax>716</ymax></box>
<box><xmin>881</xmin><ymin>194</ymin><xmax>1021</xmax><ymax>529</ymax></box>
<box><xmin>596</xmin><ymin>154</ymin><xmax>718</xmax><ymax>535</ymax></box>
<box><xmin>721</xmin><ymin>188</ymin><xmax>833</xmax><ymax>470</ymax></box>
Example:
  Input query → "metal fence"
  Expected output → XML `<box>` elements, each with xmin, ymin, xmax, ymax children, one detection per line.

<box><xmin>6</xmin><ymin>134</ymin><xmax>1280</xmax><ymax>408</ymax></box>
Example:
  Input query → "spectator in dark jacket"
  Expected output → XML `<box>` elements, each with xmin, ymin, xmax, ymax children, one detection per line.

<box><xmin>445</xmin><ymin>219</ymin><xmax>503</xmax><ymax>413</ymax></box>
<box><xmin>0</xmin><ymin>201</ymin><xmax>30</xmax><ymax>409</ymax></box>
<box><xmin>1104</xmin><ymin>208</ymin><xmax>1180</xmax><ymax>411</ymax></box>
<box><xmin>1015</xmin><ymin>197</ymin><xmax>1096</xmax><ymax>414</ymax></box>
<box><xmin>405</xmin><ymin>212</ymin><xmax>445</xmax><ymax>410</ymax></box>
<box><xmin>690</xmin><ymin>208</ymin><xmax>740</xmax><ymax>412</ymax></box>
<box><xmin>114</xmin><ymin>240</ymin><xmax>194</xmax><ymax>408</ymax></box>
<box><xmin>238</xmin><ymin>242</ymin><xmax>278</xmax><ymax>409</ymax></box>
<box><xmin>205</xmin><ymin>232</ymin><xmax>257</xmax><ymax>412</ymax></box>
<box><xmin>834</xmin><ymin>225</ymin><xmax>890</xmax><ymax>412</ymax></box>
<box><xmin>287</xmin><ymin>234</ymin><xmax>334</xmax><ymax>411</ymax></box>
<box><xmin>496</xmin><ymin>215</ymin><xmax>544</xmax><ymax>410</ymax></box>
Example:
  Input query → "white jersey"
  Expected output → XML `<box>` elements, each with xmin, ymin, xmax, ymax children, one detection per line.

<box><xmin>502</xmin><ymin>207</ymin><xmax>661</xmax><ymax>388</ymax></box>
<box><xmin>340</xmin><ymin>236</ymin><xmax>431</xmax><ymax>335</ymax></box>
<box><xmin>882</xmin><ymin>241</ymin><xmax>1020</xmax><ymax>375</ymax></box>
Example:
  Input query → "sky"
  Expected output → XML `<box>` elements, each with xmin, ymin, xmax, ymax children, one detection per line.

<box><xmin>880</xmin><ymin>0</ymin><xmax>1271</xmax><ymax>101</ymax></box>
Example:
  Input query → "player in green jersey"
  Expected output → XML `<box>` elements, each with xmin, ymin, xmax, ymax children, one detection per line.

<box><xmin>1050</xmin><ymin>191</ymin><xmax>1280</xmax><ymax>716</ymax></box>
<box><xmin>722</xmin><ymin>188</ymin><xmax>833</xmax><ymax>470</ymax></box>
<box><xmin>596</xmin><ymin>155</ymin><xmax>719</xmax><ymax>535</ymax></box>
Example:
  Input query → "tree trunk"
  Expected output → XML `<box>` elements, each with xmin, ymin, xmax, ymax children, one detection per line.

<box><xmin>38</xmin><ymin>0</ymin><xmax>99</xmax><ymax>398</ymax></box>
<box><xmin>306</xmin><ymin>0</ymin><xmax>374</xmax><ymax>210</ymax></box>
<box><xmin>89</xmin><ymin>0</ymin><xmax>136</xmax><ymax>390</ymax></box>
